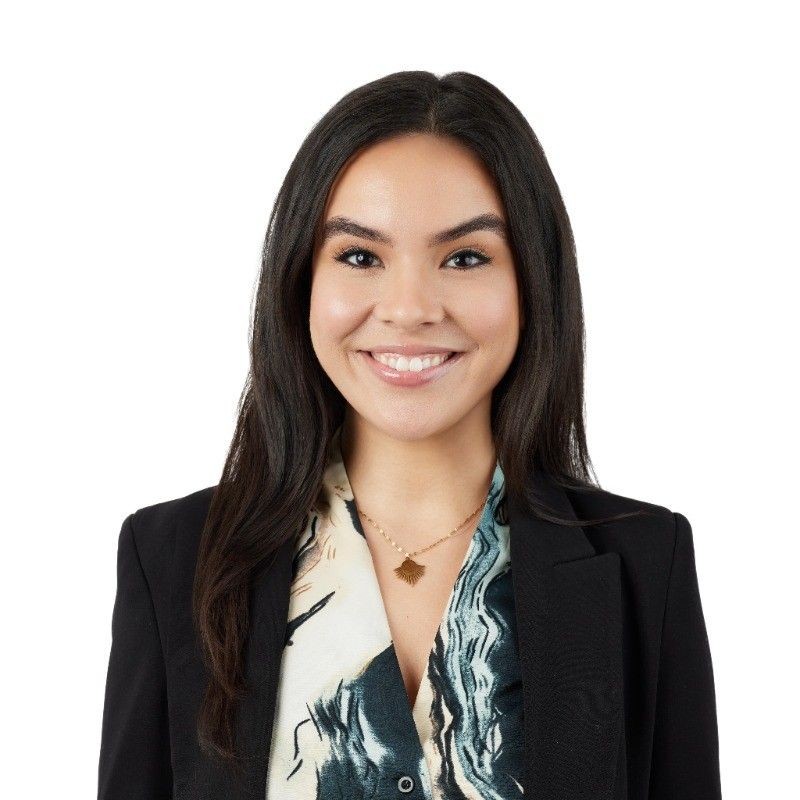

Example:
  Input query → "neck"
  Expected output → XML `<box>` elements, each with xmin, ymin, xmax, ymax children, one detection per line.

<box><xmin>339</xmin><ymin>406</ymin><xmax>497</xmax><ymax>548</ymax></box>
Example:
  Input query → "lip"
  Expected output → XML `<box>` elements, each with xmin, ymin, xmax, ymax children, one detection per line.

<box><xmin>365</xmin><ymin>344</ymin><xmax>460</xmax><ymax>356</ymax></box>
<box><xmin>357</xmin><ymin>349</ymin><xmax>465</xmax><ymax>387</ymax></box>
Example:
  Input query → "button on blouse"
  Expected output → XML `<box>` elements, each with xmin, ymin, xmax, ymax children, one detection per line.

<box><xmin>266</xmin><ymin>425</ymin><xmax>525</xmax><ymax>798</ymax></box>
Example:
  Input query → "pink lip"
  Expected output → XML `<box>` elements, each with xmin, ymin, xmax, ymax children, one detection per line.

<box><xmin>365</xmin><ymin>344</ymin><xmax>460</xmax><ymax>356</ymax></box>
<box><xmin>357</xmin><ymin>350</ymin><xmax>464</xmax><ymax>387</ymax></box>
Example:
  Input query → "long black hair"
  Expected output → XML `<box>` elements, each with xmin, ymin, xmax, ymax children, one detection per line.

<box><xmin>193</xmin><ymin>69</ymin><xmax>641</xmax><ymax>768</ymax></box>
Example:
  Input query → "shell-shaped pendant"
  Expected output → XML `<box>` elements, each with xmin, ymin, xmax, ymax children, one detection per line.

<box><xmin>395</xmin><ymin>556</ymin><xmax>425</xmax><ymax>586</ymax></box>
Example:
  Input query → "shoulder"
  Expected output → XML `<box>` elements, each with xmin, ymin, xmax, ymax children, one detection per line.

<box><xmin>558</xmin><ymin>481</ymin><xmax>708</xmax><ymax>649</ymax></box>
<box><xmin>562</xmin><ymin>481</ymin><xmax>691</xmax><ymax>579</ymax></box>
<box><xmin>124</xmin><ymin>484</ymin><xmax>217</xmax><ymax>585</ymax></box>
<box><xmin>130</xmin><ymin>484</ymin><xmax>217</xmax><ymax>541</ymax></box>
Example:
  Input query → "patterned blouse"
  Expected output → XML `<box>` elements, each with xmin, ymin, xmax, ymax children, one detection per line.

<box><xmin>266</xmin><ymin>425</ymin><xmax>525</xmax><ymax>799</ymax></box>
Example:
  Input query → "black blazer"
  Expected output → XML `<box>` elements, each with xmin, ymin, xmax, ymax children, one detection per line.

<box><xmin>97</xmin><ymin>467</ymin><xmax>722</xmax><ymax>799</ymax></box>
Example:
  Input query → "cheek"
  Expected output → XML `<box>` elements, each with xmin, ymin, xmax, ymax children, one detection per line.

<box><xmin>459</xmin><ymin>275</ymin><xmax>520</xmax><ymax>353</ymax></box>
<box><xmin>309</xmin><ymin>270</ymin><xmax>366</xmax><ymax>348</ymax></box>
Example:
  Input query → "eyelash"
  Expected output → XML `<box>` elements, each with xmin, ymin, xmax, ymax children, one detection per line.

<box><xmin>332</xmin><ymin>245</ymin><xmax>493</xmax><ymax>271</ymax></box>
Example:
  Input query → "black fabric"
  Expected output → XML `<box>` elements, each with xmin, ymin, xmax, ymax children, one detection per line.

<box><xmin>97</xmin><ymin>470</ymin><xmax>722</xmax><ymax>799</ymax></box>
<box><xmin>97</xmin><ymin>514</ymin><xmax>171</xmax><ymax>799</ymax></box>
<box><xmin>648</xmin><ymin>512</ymin><xmax>721</xmax><ymax>799</ymax></box>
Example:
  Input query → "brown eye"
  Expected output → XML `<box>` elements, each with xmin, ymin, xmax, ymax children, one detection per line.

<box><xmin>445</xmin><ymin>248</ymin><xmax>492</xmax><ymax>270</ymax></box>
<box><xmin>334</xmin><ymin>247</ymin><xmax>380</xmax><ymax>269</ymax></box>
<box><xmin>332</xmin><ymin>246</ymin><xmax>492</xmax><ymax>270</ymax></box>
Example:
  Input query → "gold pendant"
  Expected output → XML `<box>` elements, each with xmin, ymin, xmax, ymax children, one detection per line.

<box><xmin>394</xmin><ymin>556</ymin><xmax>425</xmax><ymax>586</ymax></box>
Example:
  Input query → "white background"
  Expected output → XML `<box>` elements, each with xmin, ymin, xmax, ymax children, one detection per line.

<box><xmin>2</xmin><ymin>1</ymin><xmax>797</xmax><ymax>796</ymax></box>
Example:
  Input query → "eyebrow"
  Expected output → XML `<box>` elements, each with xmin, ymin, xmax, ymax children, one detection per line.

<box><xmin>318</xmin><ymin>212</ymin><xmax>508</xmax><ymax>248</ymax></box>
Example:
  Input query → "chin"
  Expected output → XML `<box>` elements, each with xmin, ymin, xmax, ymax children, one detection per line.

<box><xmin>354</xmin><ymin>407</ymin><xmax>467</xmax><ymax>443</ymax></box>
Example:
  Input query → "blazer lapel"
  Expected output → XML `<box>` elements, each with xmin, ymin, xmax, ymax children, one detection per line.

<box><xmin>509</xmin><ymin>467</ymin><xmax>625</xmax><ymax>800</ymax></box>
<box><xmin>194</xmin><ymin>466</ymin><xmax>624</xmax><ymax>800</ymax></box>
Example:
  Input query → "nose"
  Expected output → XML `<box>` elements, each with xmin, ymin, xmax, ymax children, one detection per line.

<box><xmin>371</xmin><ymin>264</ymin><xmax>445</xmax><ymax>327</ymax></box>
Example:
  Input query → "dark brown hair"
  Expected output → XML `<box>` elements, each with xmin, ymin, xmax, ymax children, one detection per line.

<box><xmin>192</xmin><ymin>69</ymin><xmax>643</xmax><ymax>769</ymax></box>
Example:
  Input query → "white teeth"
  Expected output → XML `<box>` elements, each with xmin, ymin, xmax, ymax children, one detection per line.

<box><xmin>370</xmin><ymin>352</ymin><xmax>453</xmax><ymax>372</ymax></box>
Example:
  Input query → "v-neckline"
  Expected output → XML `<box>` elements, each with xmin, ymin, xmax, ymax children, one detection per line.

<box><xmin>353</xmin><ymin>492</ymin><xmax>485</xmax><ymax>716</ymax></box>
<box><xmin>322</xmin><ymin>427</ymin><xmax>502</xmax><ymax>717</ymax></box>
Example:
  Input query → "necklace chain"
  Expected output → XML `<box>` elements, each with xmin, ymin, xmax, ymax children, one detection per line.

<box><xmin>331</xmin><ymin>481</ymin><xmax>489</xmax><ymax>586</ymax></box>
<box><xmin>356</xmin><ymin>498</ymin><xmax>486</xmax><ymax>559</ymax></box>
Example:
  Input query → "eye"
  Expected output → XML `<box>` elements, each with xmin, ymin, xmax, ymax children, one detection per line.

<box><xmin>331</xmin><ymin>245</ymin><xmax>493</xmax><ymax>271</ymax></box>
<box><xmin>333</xmin><ymin>246</ymin><xmax>381</xmax><ymax>269</ymax></box>
<box><xmin>444</xmin><ymin>248</ymin><xmax>492</xmax><ymax>270</ymax></box>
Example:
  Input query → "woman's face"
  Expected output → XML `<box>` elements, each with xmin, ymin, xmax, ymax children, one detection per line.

<box><xmin>309</xmin><ymin>132</ymin><xmax>522</xmax><ymax>442</ymax></box>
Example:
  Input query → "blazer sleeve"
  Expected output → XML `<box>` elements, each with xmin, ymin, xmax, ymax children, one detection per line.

<box><xmin>648</xmin><ymin>512</ymin><xmax>722</xmax><ymax>799</ymax></box>
<box><xmin>98</xmin><ymin>512</ymin><xmax>172</xmax><ymax>799</ymax></box>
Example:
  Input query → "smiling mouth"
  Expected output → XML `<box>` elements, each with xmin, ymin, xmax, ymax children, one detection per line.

<box><xmin>364</xmin><ymin>351</ymin><xmax>456</xmax><ymax>372</ymax></box>
<box><xmin>355</xmin><ymin>349</ymin><xmax>466</xmax><ymax>387</ymax></box>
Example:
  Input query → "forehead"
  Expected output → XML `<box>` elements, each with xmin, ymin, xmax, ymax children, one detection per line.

<box><xmin>321</xmin><ymin>133</ymin><xmax>506</xmax><ymax>235</ymax></box>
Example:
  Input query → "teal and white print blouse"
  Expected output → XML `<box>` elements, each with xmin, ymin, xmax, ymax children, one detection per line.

<box><xmin>266</xmin><ymin>425</ymin><xmax>525</xmax><ymax>799</ymax></box>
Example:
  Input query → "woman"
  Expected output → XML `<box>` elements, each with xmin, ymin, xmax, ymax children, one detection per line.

<box><xmin>98</xmin><ymin>71</ymin><xmax>722</xmax><ymax>799</ymax></box>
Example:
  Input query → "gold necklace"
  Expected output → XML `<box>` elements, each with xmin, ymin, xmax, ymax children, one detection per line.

<box><xmin>333</xmin><ymin>482</ymin><xmax>486</xmax><ymax>586</ymax></box>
